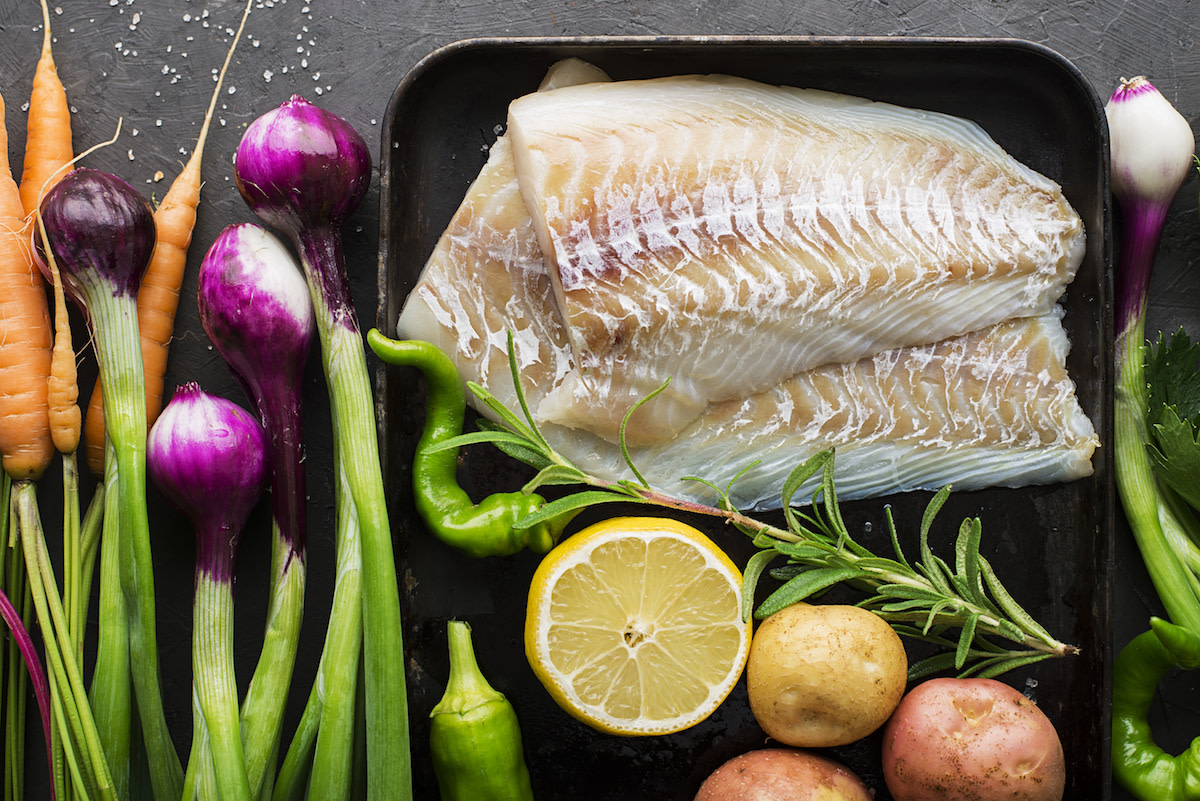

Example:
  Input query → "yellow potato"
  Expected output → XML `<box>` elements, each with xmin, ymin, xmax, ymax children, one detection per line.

<box><xmin>746</xmin><ymin>602</ymin><xmax>907</xmax><ymax>747</ymax></box>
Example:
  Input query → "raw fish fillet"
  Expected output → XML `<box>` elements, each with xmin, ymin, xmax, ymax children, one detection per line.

<box><xmin>506</xmin><ymin>75</ymin><xmax>1087</xmax><ymax>445</ymax></box>
<box><xmin>397</xmin><ymin>68</ymin><xmax>1096</xmax><ymax>511</ymax></box>
<box><xmin>396</xmin><ymin>58</ymin><xmax>608</xmax><ymax>407</ymax></box>
<box><xmin>562</xmin><ymin>308</ymin><xmax>1097</xmax><ymax>510</ymax></box>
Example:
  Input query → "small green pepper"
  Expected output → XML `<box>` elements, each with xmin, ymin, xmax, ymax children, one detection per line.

<box><xmin>366</xmin><ymin>330</ymin><xmax>571</xmax><ymax>557</ymax></box>
<box><xmin>1113</xmin><ymin>616</ymin><xmax>1200</xmax><ymax>800</ymax></box>
<box><xmin>429</xmin><ymin>620</ymin><xmax>536</xmax><ymax>801</ymax></box>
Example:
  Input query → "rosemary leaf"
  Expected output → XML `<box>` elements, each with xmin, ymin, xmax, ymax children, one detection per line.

<box><xmin>956</xmin><ymin>518</ymin><xmax>986</xmax><ymax>604</ymax></box>
<box><xmin>970</xmin><ymin>652</ymin><xmax>1055</xmax><ymax>679</ymax></box>
<box><xmin>755</xmin><ymin>567</ymin><xmax>863</xmax><ymax>618</ymax></box>
<box><xmin>524</xmin><ymin>464</ymin><xmax>595</xmax><ymax>491</ymax></box>
<box><xmin>956</xmin><ymin>614</ymin><xmax>979</xmax><ymax>670</ymax></box>
<box><xmin>741</xmin><ymin>550</ymin><xmax>777</xmax><ymax>623</ymax></box>
<box><xmin>872</xmin><ymin>584</ymin><xmax>946</xmax><ymax>602</ymax></box>
<box><xmin>515</xmin><ymin>491</ymin><xmax>646</xmax><ymax>530</ymax></box>
<box><xmin>978</xmin><ymin>555</ymin><xmax>1056</xmax><ymax>645</ymax></box>
<box><xmin>885</xmin><ymin>506</ymin><xmax>913</xmax><ymax>573</ymax></box>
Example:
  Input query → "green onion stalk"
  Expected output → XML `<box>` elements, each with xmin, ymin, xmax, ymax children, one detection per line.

<box><xmin>235</xmin><ymin>95</ymin><xmax>410</xmax><ymax>801</ymax></box>
<box><xmin>37</xmin><ymin>167</ymin><xmax>184</xmax><ymax>801</ymax></box>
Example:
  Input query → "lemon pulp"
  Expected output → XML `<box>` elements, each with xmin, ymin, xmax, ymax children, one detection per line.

<box><xmin>524</xmin><ymin>516</ymin><xmax>751</xmax><ymax>735</ymax></box>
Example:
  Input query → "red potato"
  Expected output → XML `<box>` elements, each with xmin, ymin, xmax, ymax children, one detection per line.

<box><xmin>881</xmin><ymin>677</ymin><xmax>1066</xmax><ymax>801</ymax></box>
<box><xmin>694</xmin><ymin>748</ymin><xmax>873</xmax><ymax>801</ymax></box>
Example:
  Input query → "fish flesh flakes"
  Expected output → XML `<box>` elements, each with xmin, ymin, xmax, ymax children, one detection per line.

<box><xmin>506</xmin><ymin>74</ymin><xmax>1087</xmax><ymax>445</ymax></box>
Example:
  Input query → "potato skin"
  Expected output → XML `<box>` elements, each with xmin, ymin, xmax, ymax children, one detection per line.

<box><xmin>746</xmin><ymin>603</ymin><xmax>908</xmax><ymax>747</ymax></box>
<box><xmin>881</xmin><ymin>677</ymin><xmax>1066</xmax><ymax>801</ymax></box>
<box><xmin>693</xmin><ymin>748</ymin><xmax>873</xmax><ymax>801</ymax></box>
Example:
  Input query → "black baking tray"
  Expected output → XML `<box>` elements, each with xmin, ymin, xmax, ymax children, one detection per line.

<box><xmin>374</xmin><ymin>36</ymin><xmax>1113</xmax><ymax>800</ymax></box>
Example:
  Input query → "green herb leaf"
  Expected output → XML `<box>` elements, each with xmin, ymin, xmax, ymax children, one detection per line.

<box><xmin>755</xmin><ymin>567</ymin><xmax>863</xmax><ymax>618</ymax></box>
<box><xmin>741</xmin><ymin>550</ymin><xmax>777</xmax><ymax>623</ymax></box>
<box><xmin>516</xmin><ymin>491</ymin><xmax>646</xmax><ymax>530</ymax></box>
<box><xmin>1147</xmin><ymin>329</ymin><xmax>1200</xmax><ymax>423</ymax></box>
<box><xmin>1149</xmin><ymin>406</ymin><xmax>1200</xmax><ymax>511</ymax></box>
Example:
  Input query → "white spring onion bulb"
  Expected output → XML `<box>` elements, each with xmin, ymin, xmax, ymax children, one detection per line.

<box><xmin>1106</xmin><ymin>75</ymin><xmax>1195</xmax><ymax>207</ymax></box>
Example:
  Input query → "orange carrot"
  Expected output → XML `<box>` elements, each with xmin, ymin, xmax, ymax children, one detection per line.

<box><xmin>0</xmin><ymin>89</ymin><xmax>54</xmax><ymax>482</ymax></box>
<box><xmin>19</xmin><ymin>0</ymin><xmax>73</xmax><ymax>220</ymax></box>
<box><xmin>82</xmin><ymin>0</ymin><xmax>253</xmax><ymax>476</ymax></box>
<box><xmin>42</xmin><ymin>230</ymin><xmax>80</xmax><ymax>456</ymax></box>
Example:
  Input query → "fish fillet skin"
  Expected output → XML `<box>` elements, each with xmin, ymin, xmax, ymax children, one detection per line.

<box><xmin>506</xmin><ymin>74</ymin><xmax>1088</xmax><ymax>445</ymax></box>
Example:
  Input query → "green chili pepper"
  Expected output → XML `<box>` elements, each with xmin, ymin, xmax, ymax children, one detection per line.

<box><xmin>367</xmin><ymin>331</ymin><xmax>572</xmax><ymax>557</ymax></box>
<box><xmin>429</xmin><ymin>620</ymin><xmax>535</xmax><ymax>801</ymax></box>
<box><xmin>1113</xmin><ymin>616</ymin><xmax>1200</xmax><ymax>800</ymax></box>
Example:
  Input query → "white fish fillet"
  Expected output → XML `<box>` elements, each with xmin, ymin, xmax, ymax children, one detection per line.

<box><xmin>560</xmin><ymin>308</ymin><xmax>1097</xmax><ymax>509</ymax></box>
<box><xmin>506</xmin><ymin>75</ymin><xmax>1087</xmax><ymax>445</ymax></box>
<box><xmin>397</xmin><ymin>67</ymin><xmax>1096</xmax><ymax>511</ymax></box>
<box><xmin>398</xmin><ymin>59</ymin><xmax>609</xmax><ymax>416</ymax></box>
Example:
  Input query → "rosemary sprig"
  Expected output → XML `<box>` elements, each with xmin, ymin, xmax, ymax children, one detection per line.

<box><xmin>432</xmin><ymin>335</ymin><xmax>1078</xmax><ymax>679</ymax></box>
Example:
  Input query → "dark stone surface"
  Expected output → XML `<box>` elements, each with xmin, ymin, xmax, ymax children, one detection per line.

<box><xmin>2</xmin><ymin>1</ymin><xmax>1197</xmax><ymax>799</ymax></box>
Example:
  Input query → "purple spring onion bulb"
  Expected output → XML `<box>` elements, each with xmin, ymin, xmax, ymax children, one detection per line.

<box><xmin>35</xmin><ymin>167</ymin><xmax>156</xmax><ymax>306</ymax></box>
<box><xmin>197</xmin><ymin>223</ymin><xmax>313</xmax><ymax>551</ymax></box>
<box><xmin>196</xmin><ymin>222</ymin><xmax>313</xmax><ymax>797</ymax></box>
<box><xmin>147</xmin><ymin>382</ymin><xmax>266</xmax><ymax>801</ymax></box>
<box><xmin>148</xmin><ymin>382</ymin><xmax>267</xmax><ymax>573</ymax></box>
<box><xmin>233</xmin><ymin>94</ymin><xmax>371</xmax><ymax>322</ymax></box>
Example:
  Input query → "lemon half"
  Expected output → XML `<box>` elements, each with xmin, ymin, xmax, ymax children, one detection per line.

<box><xmin>524</xmin><ymin>516</ymin><xmax>752</xmax><ymax>736</ymax></box>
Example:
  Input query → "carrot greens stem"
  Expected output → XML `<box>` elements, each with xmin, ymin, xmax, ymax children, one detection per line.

<box><xmin>13</xmin><ymin>480</ymin><xmax>116</xmax><ymax>800</ymax></box>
